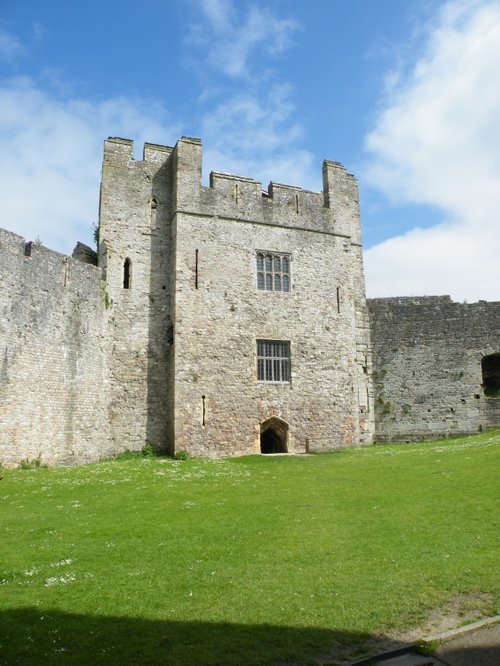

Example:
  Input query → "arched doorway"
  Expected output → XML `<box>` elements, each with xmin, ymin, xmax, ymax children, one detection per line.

<box><xmin>260</xmin><ymin>417</ymin><xmax>288</xmax><ymax>454</ymax></box>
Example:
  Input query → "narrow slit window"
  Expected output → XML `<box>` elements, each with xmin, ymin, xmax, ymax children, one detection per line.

<box><xmin>123</xmin><ymin>258</ymin><xmax>132</xmax><ymax>289</ymax></box>
<box><xmin>256</xmin><ymin>252</ymin><xmax>291</xmax><ymax>292</ymax></box>
<box><xmin>151</xmin><ymin>197</ymin><xmax>158</xmax><ymax>229</ymax></box>
<box><xmin>195</xmin><ymin>249</ymin><xmax>199</xmax><ymax>289</ymax></box>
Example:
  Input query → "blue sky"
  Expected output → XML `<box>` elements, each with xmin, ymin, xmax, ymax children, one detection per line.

<box><xmin>1</xmin><ymin>0</ymin><xmax>499</xmax><ymax>301</ymax></box>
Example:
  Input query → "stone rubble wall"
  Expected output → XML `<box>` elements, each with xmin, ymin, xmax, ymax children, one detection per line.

<box><xmin>0</xmin><ymin>228</ymin><xmax>110</xmax><ymax>466</ymax></box>
<box><xmin>368</xmin><ymin>296</ymin><xmax>500</xmax><ymax>441</ymax></box>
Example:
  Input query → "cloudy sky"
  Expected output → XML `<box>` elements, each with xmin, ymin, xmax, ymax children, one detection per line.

<box><xmin>1</xmin><ymin>0</ymin><xmax>499</xmax><ymax>302</ymax></box>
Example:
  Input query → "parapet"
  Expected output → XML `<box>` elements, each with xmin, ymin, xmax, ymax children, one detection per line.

<box><xmin>0</xmin><ymin>227</ymin><xmax>102</xmax><ymax>289</ymax></box>
<box><xmin>101</xmin><ymin>136</ymin><xmax>363</xmax><ymax>242</ymax></box>
<box><xmin>191</xmin><ymin>144</ymin><xmax>361</xmax><ymax>240</ymax></box>
<box><xmin>103</xmin><ymin>137</ymin><xmax>174</xmax><ymax>166</ymax></box>
<box><xmin>368</xmin><ymin>295</ymin><xmax>453</xmax><ymax>307</ymax></box>
<box><xmin>143</xmin><ymin>142</ymin><xmax>174</xmax><ymax>164</ymax></box>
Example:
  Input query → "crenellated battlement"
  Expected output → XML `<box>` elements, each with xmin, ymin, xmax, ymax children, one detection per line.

<box><xmin>175</xmin><ymin>138</ymin><xmax>362</xmax><ymax>239</ymax></box>
<box><xmin>104</xmin><ymin>137</ymin><xmax>174</xmax><ymax>165</ymax></box>
<box><xmin>101</xmin><ymin>136</ymin><xmax>362</xmax><ymax>242</ymax></box>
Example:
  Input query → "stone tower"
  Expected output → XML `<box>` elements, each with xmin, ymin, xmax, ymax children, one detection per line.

<box><xmin>98</xmin><ymin>138</ymin><xmax>175</xmax><ymax>455</ymax></box>
<box><xmin>99</xmin><ymin>136</ymin><xmax>374</xmax><ymax>456</ymax></box>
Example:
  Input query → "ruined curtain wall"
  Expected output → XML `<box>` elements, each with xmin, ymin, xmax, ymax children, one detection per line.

<box><xmin>368</xmin><ymin>296</ymin><xmax>500</xmax><ymax>442</ymax></box>
<box><xmin>0</xmin><ymin>229</ymin><xmax>110</xmax><ymax>466</ymax></box>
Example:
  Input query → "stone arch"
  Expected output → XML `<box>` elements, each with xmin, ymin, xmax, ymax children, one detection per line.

<box><xmin>481</xmin><ymin>352</ymin><xmax>500</xmax><ymax>397</ymax></box>
<box><xmin>260</xmin><ymin>416</ymin><xmax>288</xmax><ymax>454</ymax></box>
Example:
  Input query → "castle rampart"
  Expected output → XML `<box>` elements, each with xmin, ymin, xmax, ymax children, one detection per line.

<box><xmin>0</xmin><ymin>228</ymin><xmax>111</xmax><ymax>466</ymax></box>
<box><xmin>368</xmin><ymin>296</ymin><xmax>500</xmax><ymax>441</ymax></box>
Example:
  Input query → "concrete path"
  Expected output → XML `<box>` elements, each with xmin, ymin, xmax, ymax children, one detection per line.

<box><xmin>433</xmin><ymin>620</ymin><xmax>500</xmax><ymax>666</ymax></box>
<box><xmin>345</xmin><ymin>616</ymin><xmax>500</xmax><ymax>666</ymax></box>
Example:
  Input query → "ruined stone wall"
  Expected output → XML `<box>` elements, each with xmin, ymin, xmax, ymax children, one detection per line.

<box><xmin>171</xmin><ymin>138</ymin><xmax>374</xmax><ymax>456</ymax></box>
<box><xmin>0</xmin><ymin>229</ymin><xmax>110</xmax><ymax>466</ymax></box>
<box><xmin>368</xmin><ymin>296</ymin><xmax>500</xmax><ymax>441</ymax></box>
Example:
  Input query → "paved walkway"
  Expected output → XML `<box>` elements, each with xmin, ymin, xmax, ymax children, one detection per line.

<box><xmin>345</xmin><ymin>616</ymin><xmax>500</xmax><ymax>666</ymax></box>
<box><xmin>433</xmin><ymin>620</ymin><xmax>500</xmax><ymax>666</ymax></box>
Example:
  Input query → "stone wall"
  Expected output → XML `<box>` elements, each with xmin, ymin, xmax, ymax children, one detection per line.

<box><xmin>1</xmin><ymin>136</ymin><xmax>374</xmax><ymax>465</ymax></box>
<box><xmin>171</xmin><ymin>138</ymin><xmax>374</xmax><ymax>456</ymax></box>
<box><xmin>0</xmin><ymin>228</ymin><xmax>110</xmax><ymax>466</ymax></box>
<box><xmin>368</xmin><ymin>296</ymin><xmax>500</xmax><ymax>441</ymax></box>
<box><xmin>98</xmin><ymin>138</ymin><xmax>175</xmax><ymax>455</ymax></box>
<box><xmin>4</xmin><ymin>135</ymin><xmax>498</xmax><ymax>467</ymax></box>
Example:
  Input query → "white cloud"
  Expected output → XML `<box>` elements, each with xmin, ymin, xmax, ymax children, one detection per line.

<box><xmin>189</xmin><ymin>0</ymin><xmax>298</xmax><ymax>78</ymax></box>
<box><xmin>200</xmin><ymin>85</ymin><xmax>318</xmax><ymax>191</ymax></box>
<box><xmin>363</xmin><ymin>0</ymin><xmax>500</xmax><ymax>302</ymax></box>
<box><xmin>0</xmin><ymin>1</ymin><xmax>313</xmax><ymax>260</ymax></box>
<box><xmin>0</xmin><ymin>77</ymin><xmax>178</xmax><ymax>254</ymax></box>
<box><xmin>187</xmin><ymin>1</ymin><xmax>315</xmax><ymax>191</ymax></box>
<box><xmin>0</xmin><ymin>29</ymin><xmax>24</xmax><ymax>60</ymax></box>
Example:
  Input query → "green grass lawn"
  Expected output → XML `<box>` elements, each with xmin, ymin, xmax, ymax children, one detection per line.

<box><xmin>1</xmin><ymin>431</ymin><xmax>499</xmax><ymax>665</ymax></box>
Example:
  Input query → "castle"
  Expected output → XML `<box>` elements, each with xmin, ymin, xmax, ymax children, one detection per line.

<box><xmin>1</xmin><ymin>136</ymin><xmax>499</xmax><ymax>466</ymax></box>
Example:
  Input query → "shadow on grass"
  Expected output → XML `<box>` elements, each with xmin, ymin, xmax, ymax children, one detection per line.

<box><xmin>2</xmin><ymin>608</ymin><xmax>497</xmax><ymax>665</ymax></box>
<box><xmin>0</xmin><ymin>607</ymin><xmax>391</xmax><ymax>665</ymax></box>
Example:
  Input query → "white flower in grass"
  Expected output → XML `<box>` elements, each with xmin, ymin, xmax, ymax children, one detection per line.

<box><xmin>52</xmin><ymin>559</ymin><xmax>73</xmax><ymax>567</ymax></box>
<box><xmin>24</xmin><ymin>567</ymin><xmax>40</xmax><ymax>576</ymax></box>
<box><xmin>44</xmin><ymin>574</ymin><xmax>76</xmax><ymax>586</ymax></box>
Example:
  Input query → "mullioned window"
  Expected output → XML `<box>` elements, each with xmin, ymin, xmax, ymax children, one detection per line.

<box><xmin>256</xmin><ymin>252</ymin><xmax>290</xmax><ymax>292</ymax></box>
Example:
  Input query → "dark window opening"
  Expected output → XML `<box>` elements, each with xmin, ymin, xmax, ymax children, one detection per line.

<box><xmin>260</xmin><ymin>418</ymin><xmax>288</xmax><ymax>454</ymax></box>
<box><xmin>123</xmin><ymin>258</ymin><xmax>132</xmax><ymax>289</ymax></box>
<box><xmin>24</xmin><ymin>242</ymin><xmax>32</xmax><ymax>257</ymax></box>
<box><xmin>482</xmin><ymin>353</ymin><xmax>500</xmax><ymax>398</ymax></box>
<box><xmin>167</xmin><ymin>323</ymin><xmax>174</xmax><ymax>345</ymax></box>
<box><xmin>195</xmin><ymin>249</ymin><xmax>199</xmax><ymax>289</ymax></box>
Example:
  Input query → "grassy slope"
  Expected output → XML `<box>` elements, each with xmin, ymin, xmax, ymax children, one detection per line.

<box><xmin>0</xmin><ymin>431</ymin><xmax>499</xmax><ymax>665</ymax></box>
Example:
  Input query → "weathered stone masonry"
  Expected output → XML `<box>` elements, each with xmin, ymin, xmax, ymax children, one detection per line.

<box><xmin>1</xmin><ymin>136</ymin><xmax>499</xmax><ymax>466</ymax></box>
<box><xmin>0</xmin><ymin>229</ymin><xmax>111</xmax><ymax>465</ymax></box>
<box><xmin>368</xmin><ymin>296</ymin><xmax>500</xmax><ymax>441</ymax></box>
<box><xmin>96</xmin><ymin>136</ymin><xmax>373</xmax><ymax>459</ymax></box>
